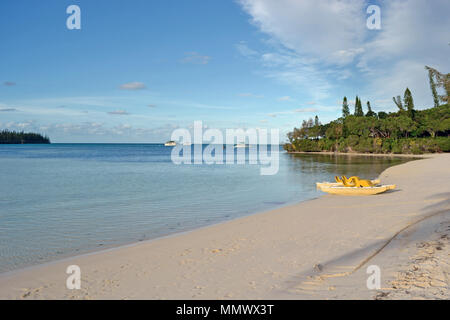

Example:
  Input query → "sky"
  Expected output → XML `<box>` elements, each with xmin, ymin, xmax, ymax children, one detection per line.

<box><xmin>0</xmin><ymin>0</ymin><xmax>449</xmax><ymax>143</ymax></box>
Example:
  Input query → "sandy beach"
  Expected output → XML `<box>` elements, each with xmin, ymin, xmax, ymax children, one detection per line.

<box><xmin>0</xmin><ymin>153</ymin><xmax>449</xmax><ymax>300</ymax></box>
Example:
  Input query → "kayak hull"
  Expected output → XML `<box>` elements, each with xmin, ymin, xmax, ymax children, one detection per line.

<box><xmin>319</xmin><ymin>184</ymin><xmax>396</xmax><ymax>195</ymax></box>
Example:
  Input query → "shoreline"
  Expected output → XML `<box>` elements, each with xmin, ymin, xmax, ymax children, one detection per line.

<box><xmin>0</xmin><ymin>194</ymin><xmax>318</xmax><ymax>278</ymax></box>
<box><xmin>0</xmin><ymin>196</ymin><xmax>318</xmax><ymax>279</ymax></box>
<box><xmin>0</xmin><ymin>153</ymin><xmax>448</xmax><ymax>299</ymax></box>
<box><xmin>0</xmin><ymin>151</ymin><xmax>397</xmax><ymax>277</ymax></box>
<box><xmin>286</xmin><ymin>151</ymin><xmax>436</xmax><ymax>158</ymax></box>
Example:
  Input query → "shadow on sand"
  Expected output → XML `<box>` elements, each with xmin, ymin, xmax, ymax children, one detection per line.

<box><xmin>281</xmin><ymin>192</ymin><xmax>450</xmax><ymax>295</ymax></box>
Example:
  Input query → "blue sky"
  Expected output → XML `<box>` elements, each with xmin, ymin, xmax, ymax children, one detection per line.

<box><xmin>0</xmin><ymin>0</ymin><xmax>449</xmax><ymax>142</ymax></box>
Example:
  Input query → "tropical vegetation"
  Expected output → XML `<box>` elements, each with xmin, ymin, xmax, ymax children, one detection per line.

<box><xmin>0</xmin><ymin>130</ymin><xmax>50</xmax><ymax>144</ymax></box>
<box><xmin>284</xmin><ymin>66</ymin><xmax>450</xmax><ymax>154</ymax></box>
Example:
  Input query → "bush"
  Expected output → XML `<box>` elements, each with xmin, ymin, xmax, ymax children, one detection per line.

<box><xmin>436</xmin><ymin>137</ymin><xmax>450</xmax><ymax>152</ymax></box>
<box><xmin>292</xmin><ymin>139</ymin><xmax>322</xmax><ymax>152</ymax></box>
<box><xmin>347</xmin><ymin>135</ymin><xmax>359</xmax><ymax>148</ymax></box>
<box><xmin>322</xmin><ymin>138</ymin><xmax>336</xmax><ymax>151</ymax></box>
<box><xmin>354</xmin><ymin>137</ymin><xmax>373</xmax><ymax>153</ymax></box>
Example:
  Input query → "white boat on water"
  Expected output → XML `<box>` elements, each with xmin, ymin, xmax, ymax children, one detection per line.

<box><xmin>234</xmin><ymin>143</ymin><xmax>247</xmax><ymax>148</ymax></box>
<box><xmin>164</xmin><ymin>141</ymin><xmax>177</xmax><ymax>146</ymax></box>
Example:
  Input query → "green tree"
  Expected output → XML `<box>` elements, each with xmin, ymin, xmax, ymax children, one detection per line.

<box><xmin>423</xmin><ymin>116</ymin><xmax>440</xmax><ymax>138</ymax></box>
<box><xmin>354</xmin><ymin>96</ymin><xmax>364</xmax><ymax>116</ymax></box>
<box><xmin>342</xmin><ymin>96</ymin><xmax>350</xmax><ymax>118</ymax></box>
<box><xmin>378</xmin><ymin>111</ymin><xmax>388</xmax><ymax>119</ymax></box>
<box><xmin>325</xmin><ymin>120</ymin><xmax>344</xmax><ymax>140</ymax></box>
<box><xmin>314</xmin><ymin>115</ymin><xmax>320</xmax><ymax>127</ymax></box>
<box><xmin>285</xmin><ymin>96</ymin><xmax>449</xmax><ymax>154</ymax></box>
<box><xmin>366</xmin><ymin>101</ymin><xmax>377</xmax><ymax>117</ymax></box>
<box><xmin>425</xmin><ymin>66</ymin><xmax>449</xmax><ymax>105</ymax></box>
<box><xmin>426</xmin><ymin>66</ymin><xmax>440</xmax><ymax>108</ymax></box>
<box><xmin>396</xmin><ymin>115</ymin><xmax>416</xmax><ymax>138</ymax></box>
<box><xmin>0</xmin><ymin>130</ymin><xmax>50</xmax><ymax>144</ymax></box>
<box><xmin>403</xmin><ymin>88</ymin><xmax>415</xmax><ymax>118</ymax></box>
<box><xmin>393</xmin><ymin>95</ymin><xmax>404</xmax><ymax>111</ymax></box>
<box><xmin>307</xmin><ymin>115</ymin><xmax>322</xmax><ymax>139</ymax></box>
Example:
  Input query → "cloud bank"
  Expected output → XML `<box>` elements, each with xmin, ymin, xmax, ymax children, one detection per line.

<box><xmin>237</xmin><ymin>0</ymin><xmax>450</xmax><ymax>109</ymax></box>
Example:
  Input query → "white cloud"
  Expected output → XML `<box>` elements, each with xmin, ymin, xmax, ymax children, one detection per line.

<box><xmin>236</xmin><ymin>41</ymin><xmax>258</xmax><ymax>57</ymax></box>
<box><xmin>277</xmin><ymin>96</ymin><xmax>291</xmax><ymax>101</ymax></box>
<box><xmin>18</xmin><ymin>96</ymin><xmax>122</xmax><ymax>108</ymax></box>
<box><xmin>120</xmin><ymin>82</ymin><xmax>146</xmax><ymax>90</ymax></box>
<box><xmin>2</xmin><ymin>120</ymin><xmax>35</xmax><ymax>130</ymax></box>
<box><xmin>166</xmin><ymin>100</ymin><xmax>237</xmax><ymax>110</ymax></box>
<box><xmin>16</xmin><ymin>122</ymin><xmax>32</xmax><ymax>128</ymax></box>
<box><xmin>264</xmin><ymin>68</ymin><xmax>332</xmax><ymax>101</ymax></box>
<box><xmin>0</xmin><ymin>102</ymin><xmax>93</xmax><ymax>117</ymax></box>
<box><xmin>332</xmin><ymin>48</ymin><xmax>365</xmax><ymax>66</ymax></box>
<box><xmin>238</xmin><ymin>0</ymin><xmax>367</xmax><ymax>64</ymax></box>
<box><xmin>181</xmin><ymin>52</ymin><xmax>211</xmax><ymax>65</ymax></box>
<box><xmin>359</xmin><ymin>0</ymin><xmax>449</xmax><ymax>68</ymax></box>
<box><xmin>108</xmin><ymin>110</ymin><xmax>130</xmax><ymax>115</ymax></box>
<box><xmin>366</xmin><ymin>60</ymin><xmax>432</xmax><ymax>111</ymax></box>
<box><xmin>238</xmin><ymin>0</ymin><xmax>450</xmax><ymax>109</ymax></box>
<box><xmin>238</xmin><ymin>93</ymin><xmax>264</xmax><ymax>98</ymax></box>
<box><xmin>358</xmin><ymin>0</ymin><xmax>450</xmax><ymax>108</ymax></box>
<box><xmin>267</xmin><ymin>107</ymin><xmax>319</xmax><ymax>117</ymax></box>
<box><xmin>0</xmin><ymin>120</ymin><xmax>182</xmax><ymax>143</ymax></box>
<box><xmin>294</xmin><ymin>107</ymin><xmax>318</xmax><ymax>113</ymax></box>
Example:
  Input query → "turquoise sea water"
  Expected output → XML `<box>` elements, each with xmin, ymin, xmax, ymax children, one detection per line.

<box><xmin>0</xmin><ymin>144</ymin><xmax>410</xmax><ymax>272</ymax></box>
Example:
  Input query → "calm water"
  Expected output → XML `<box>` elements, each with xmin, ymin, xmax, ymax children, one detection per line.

<box><xmin>0</xmin><ymin>144</ymin><xmax>411</xmax><ymax>272</ymax></box>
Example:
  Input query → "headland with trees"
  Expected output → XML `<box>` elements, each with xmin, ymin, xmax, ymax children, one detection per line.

<box><xmin>0</xmin><ymin>130</ymin><xmax>50</xmax><ymax>144</ymax></box>
<box><xmin>284</xmin><ymin>66</ymin><xmax>449</xmax><ymax>154</ymax></box>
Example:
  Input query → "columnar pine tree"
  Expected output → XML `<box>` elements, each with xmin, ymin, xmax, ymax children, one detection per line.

<box><xmin>342</xmin><ymin>96</ymin><xmax>350</xmax><ymax>118</ymax></box>
<box><xmin>366</xmin><ymin>101</ymin><xmax>376</xmax><ymax>117</ymax></box>
<box><xmin>354</xmin><ymin>96</ymin><xmax>364</xmax><ymax>116</ymax></box>
<box><xmin>314</xmin><ymin>115</ymin><xmax>320</xmax><ymax>126</ymax></box>
<box><xmin>404</xmin><ymin>88</ymin><xmax>415</xmax><ymax>118</ymax></box>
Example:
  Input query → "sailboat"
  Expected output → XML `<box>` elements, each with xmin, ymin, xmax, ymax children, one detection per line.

<box><xmin>234</xmin><ymin>142</ymin><xmax>247</xmax><ymax>148</ymax></box>
<box><xmin>164</xmin><ymin>141</ymin><xmax>177</xmax><ymax>146</ymax></box>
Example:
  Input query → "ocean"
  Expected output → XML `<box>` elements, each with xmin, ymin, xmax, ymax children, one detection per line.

<box><xmin>0</xmin><ymin>144</ymin><xmax>409</xmax><ymax>272</ymax></box>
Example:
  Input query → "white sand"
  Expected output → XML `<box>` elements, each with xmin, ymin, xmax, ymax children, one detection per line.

<box><xmin>0</xmin><ymin>153</ymin><xmax>449</xmax><ymax>299</ymax></box>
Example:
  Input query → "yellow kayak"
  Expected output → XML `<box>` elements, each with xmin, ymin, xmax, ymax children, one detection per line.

<box><xmin>316</xmin><ymin>179</ymin><xmax>380</xmax><ymax>189</ymax></box>
<box><xmin>319</xmin><ymin>184</ymin><xmax>395</xmax><ymax>195</ymax></box>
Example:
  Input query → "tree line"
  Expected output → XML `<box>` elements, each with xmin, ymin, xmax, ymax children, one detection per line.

<box><xmin>285</xmin><ymin>66</ymin><xmax>449</xmax><ymax>154</ymax></box>
<box><xmin>0</xmin><ymin>130</ymin><xmax>50</xmax><ymax>144</ymax></box>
